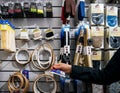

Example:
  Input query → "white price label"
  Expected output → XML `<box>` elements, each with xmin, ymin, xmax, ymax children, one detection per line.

<box><xmin>83</xmin><ymin>46</ymin><xmax>92</xmax><ymax>55</ymax></box>
<box><xmin>64</xmin><ymin>46</ymin><xmax>70</xmax><ymax>54</ymax></box>
<box><xmin>76</xmin><ymin>45</ymin><xmax>82</xmax><ymax>53</ymax></box>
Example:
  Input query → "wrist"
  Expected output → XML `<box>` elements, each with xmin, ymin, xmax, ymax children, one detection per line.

<box><xmin>67</xmin><ymin>65</ymin><xmax>72</xmax><ymax>74</ymax></box>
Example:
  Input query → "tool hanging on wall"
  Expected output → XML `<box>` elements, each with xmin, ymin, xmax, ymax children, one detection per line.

<box><xmin>61</xmin><ymin>0</ymin><xmax>67</xmax><ymax>24</ymax></box>
<box><xmin>74</xmin><ymin>24</ymin><xmax>84</xmax><ymax>66</ymax></box>
<box><xmin>106</xmin><ymin>6</ymin><xmax>118</xmax><ymax>27</ymax></box>
<box><xmin>32</xmin><ymin>26</ymin><xmax>42</xmax><ymax>40</ymax></box>
<box><xmin>91</xmin><ymin>26</ymin><xmax>104</xmax><ymax>49</ymax></box>
<box><xmin>60</xmin><ymin>0</ymin><xmax>75</xmax><ymax>24</ymax></box>
<box><xmin>64</xmin><ymin>0</ymin><xmax>76</xmax><ymax>18</ymax></box>
<box><xmin>62</xmin><ymin>23</ymin><xmax>71</xmax><ymax>64</ymax></box>
<box><xmin>74</xmin><ymin>0</ymin><xmax>85</xmax><ymax>25</ymax></box>
<box><xmin>15</xmin><ymin>49</ymin><xmax>31</xmax><ymax>65</ymax></box>
<box><xmin>83</xmin><ymin>24</ymin><xmax>93</xmax><ymax>93</ymax></box>
<box><xmin>14</xmin><ymin>2</ymin><xmax>24</xmax><ymax>18</ymax></box>
<box><xmin>59</xmin><ymin>17</ymin><xmax>71</xmax><ymax>93</ymax></box>
<box><xmin>8</xmin><ymin>2</ymin><xmax>14</xmax><ymax>18</ymax></box>
<box><xmin>1</xmin><ymin>4</ymin><xmax>9</xmax><ymax>18</ymax></box>
<box><xmin>59</xmin><ymin>24</ymin><xmax>65</xmax><ymax>64</ymax></box>
<box><xmin>36</xmin><ymin>2</ymin><xmax>44</xmax><ymax>18</ymax></box>
<box><xmin>31</xmin><ymin>43</ymin><xmax>55</xmax><ymax>71</ymax></box>
<box><xmin>33</xmin><ymin>74</ymin><xmax>57</xmax><ymax>93</ymax></box>
<box><xmin>8</xmin><ymin>72</ymin><xmax>29</xmax><ymax>93</ymax></box>
<box><xmin>83</xmin><ymin>26</ymin><xmax>92</xmax><ymax>67</ymax></box>
<box><xmin>73</xmin><ymin>22</ymin><xmax>93</xmax><ymax>93</ymax></box>
<box><xmin>23</xmin><ymin>2</ymin><xmax>31</xmax><ymax>18</ymax></box>
<box><xmin>74</xmin><ymin>0</ymin><xmax>86</xmax><ymax>65</ymax></box>
<box><xmin>46</xmin><ymin>0</ymin><xmax>53</xmax><ymax>18</ymax></box>
<box><xmin>74</xmin><ymin>23</ymin><xmax>86</xmax><ymax>93</ymax></box>
<box><xmin>78</xmin><ymin>0</ymin><xmax>85</xmax><ymax>21</ymax></box>
<box><xmin>20</xmin><ymin>27</ymin><xmax>29</xmax><ymax>40</ymax></box>
<box><xmin>90</xmin><ymin>4</ymin><xmax>104</xmax><ymax>26</ymax></box>
<box><xmin>0</xmin><ymin>19</ymin><xmax>16</xmax><ymax>52</ymax></box>
<box><xmin>30</xmin><ymin>2</ymin><xmax>37</xmax><ymax>18</ymax></box>
<box><xmin>73</xmin><ymin>1</ymin><xmax>86</xmax><ymax>92</ymax></box>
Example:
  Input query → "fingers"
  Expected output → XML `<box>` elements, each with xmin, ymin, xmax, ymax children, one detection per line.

<box><xmin>51</xmin><ymin>63</ymin><xmax>62</xmax><ymax>70</ymax></box>
<box><xmin>51</xmin><ymin>63</ymin><xmax>72</xmax><ymax>74</ymax></box>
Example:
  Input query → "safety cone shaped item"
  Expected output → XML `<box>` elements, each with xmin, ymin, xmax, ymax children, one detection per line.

<box><xmin>74</xmin><ymin>25</ymin><xmax>84</xmax><ymax>66</ymax></box>
<box><xmin>83</xmin><ymin>27</ymin><xmax>92</xmax><ymax>67</ymax></box>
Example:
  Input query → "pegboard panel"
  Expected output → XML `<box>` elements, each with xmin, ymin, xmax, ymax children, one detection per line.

<box><xmin>0</xmin><ymin>0</ymin><xmax>119</xmax><ymax>93</ymax></box>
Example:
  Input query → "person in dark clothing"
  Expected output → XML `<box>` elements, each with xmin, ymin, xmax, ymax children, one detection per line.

<box><xmin>51</xmin><ymin>48</ymin><xmax>120</xmax><ymax>85</ymax></box>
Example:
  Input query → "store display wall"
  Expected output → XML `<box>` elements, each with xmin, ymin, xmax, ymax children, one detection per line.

<box><xmin>0</xmin><ymin>0</ymin><xmax>119</xmax><ymax>93</ymax></box>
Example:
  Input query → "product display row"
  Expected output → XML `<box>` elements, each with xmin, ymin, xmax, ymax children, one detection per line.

<box><xmin>0</xmin><ymin>1</ymin><xmax>53</xmax><ymax>18</ymax></box>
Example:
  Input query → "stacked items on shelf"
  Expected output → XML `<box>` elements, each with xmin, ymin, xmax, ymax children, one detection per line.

<box><xmin>105</xmin><ymin>6</ymin><xmax>119</xmax><ymax>49</ymax></box>
<box><xmin>89</xmin><ymin>3</ymin><xmax>104</xmax><ymax>49</ymax></box>
<box><xmin>88</xmin><ymin>2</ymin><xmax>105</xmax><ymax>93</ymax></box>
<box><xmin>0</xmin><ymin>0</ymin><xmax>53</xmax><ymax>18</ymax></box>
<box><xmin>0</xmin><ymin>19</ymin><xmax>16</xmax><ymax>52</ymax></box>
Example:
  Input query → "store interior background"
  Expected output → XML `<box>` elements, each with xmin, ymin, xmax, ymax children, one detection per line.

<box><xmin>0</xmin><ymin>0</ymin><xmax>120</xmax><ymax>93</ymax></box>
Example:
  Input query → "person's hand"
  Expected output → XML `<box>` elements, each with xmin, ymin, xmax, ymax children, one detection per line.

<box><xmin>51</xmin><ymin>63</ymin><xmax>72</xmax><ymax>74</ymax></box>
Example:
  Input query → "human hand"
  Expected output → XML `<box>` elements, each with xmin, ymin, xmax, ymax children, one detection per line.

<box><xmin>51</xmin><ymin>63</ymin><xmax>72</xmax><ymax>74</ymax></box>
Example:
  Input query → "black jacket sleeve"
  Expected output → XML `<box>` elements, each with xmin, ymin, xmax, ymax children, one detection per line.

<box><xmin>70</xmin><ymin>48</ymin><xmax>120</xmax><ymax>85</ymax></box>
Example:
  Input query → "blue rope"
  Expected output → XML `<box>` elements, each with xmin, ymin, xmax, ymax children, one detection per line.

<box><xmin>78</xmin><ymin>0</ymin><xmax>85</xmax><ymax>21</ymax></box>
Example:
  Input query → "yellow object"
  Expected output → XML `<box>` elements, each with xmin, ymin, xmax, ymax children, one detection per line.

<box><xmin>83</xmin><ymin>28</ymin><xmax>92</xmax><ymax>67</ymax></box>
<box><xmin>37</xmin><ymin>10</ymin><xmax>43</xmax><ymax>14</ymax></box>
<box><xmin>0</xmin><ymin>24</ymin><xmax>16</xmax><ymax>52</ymax></box>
